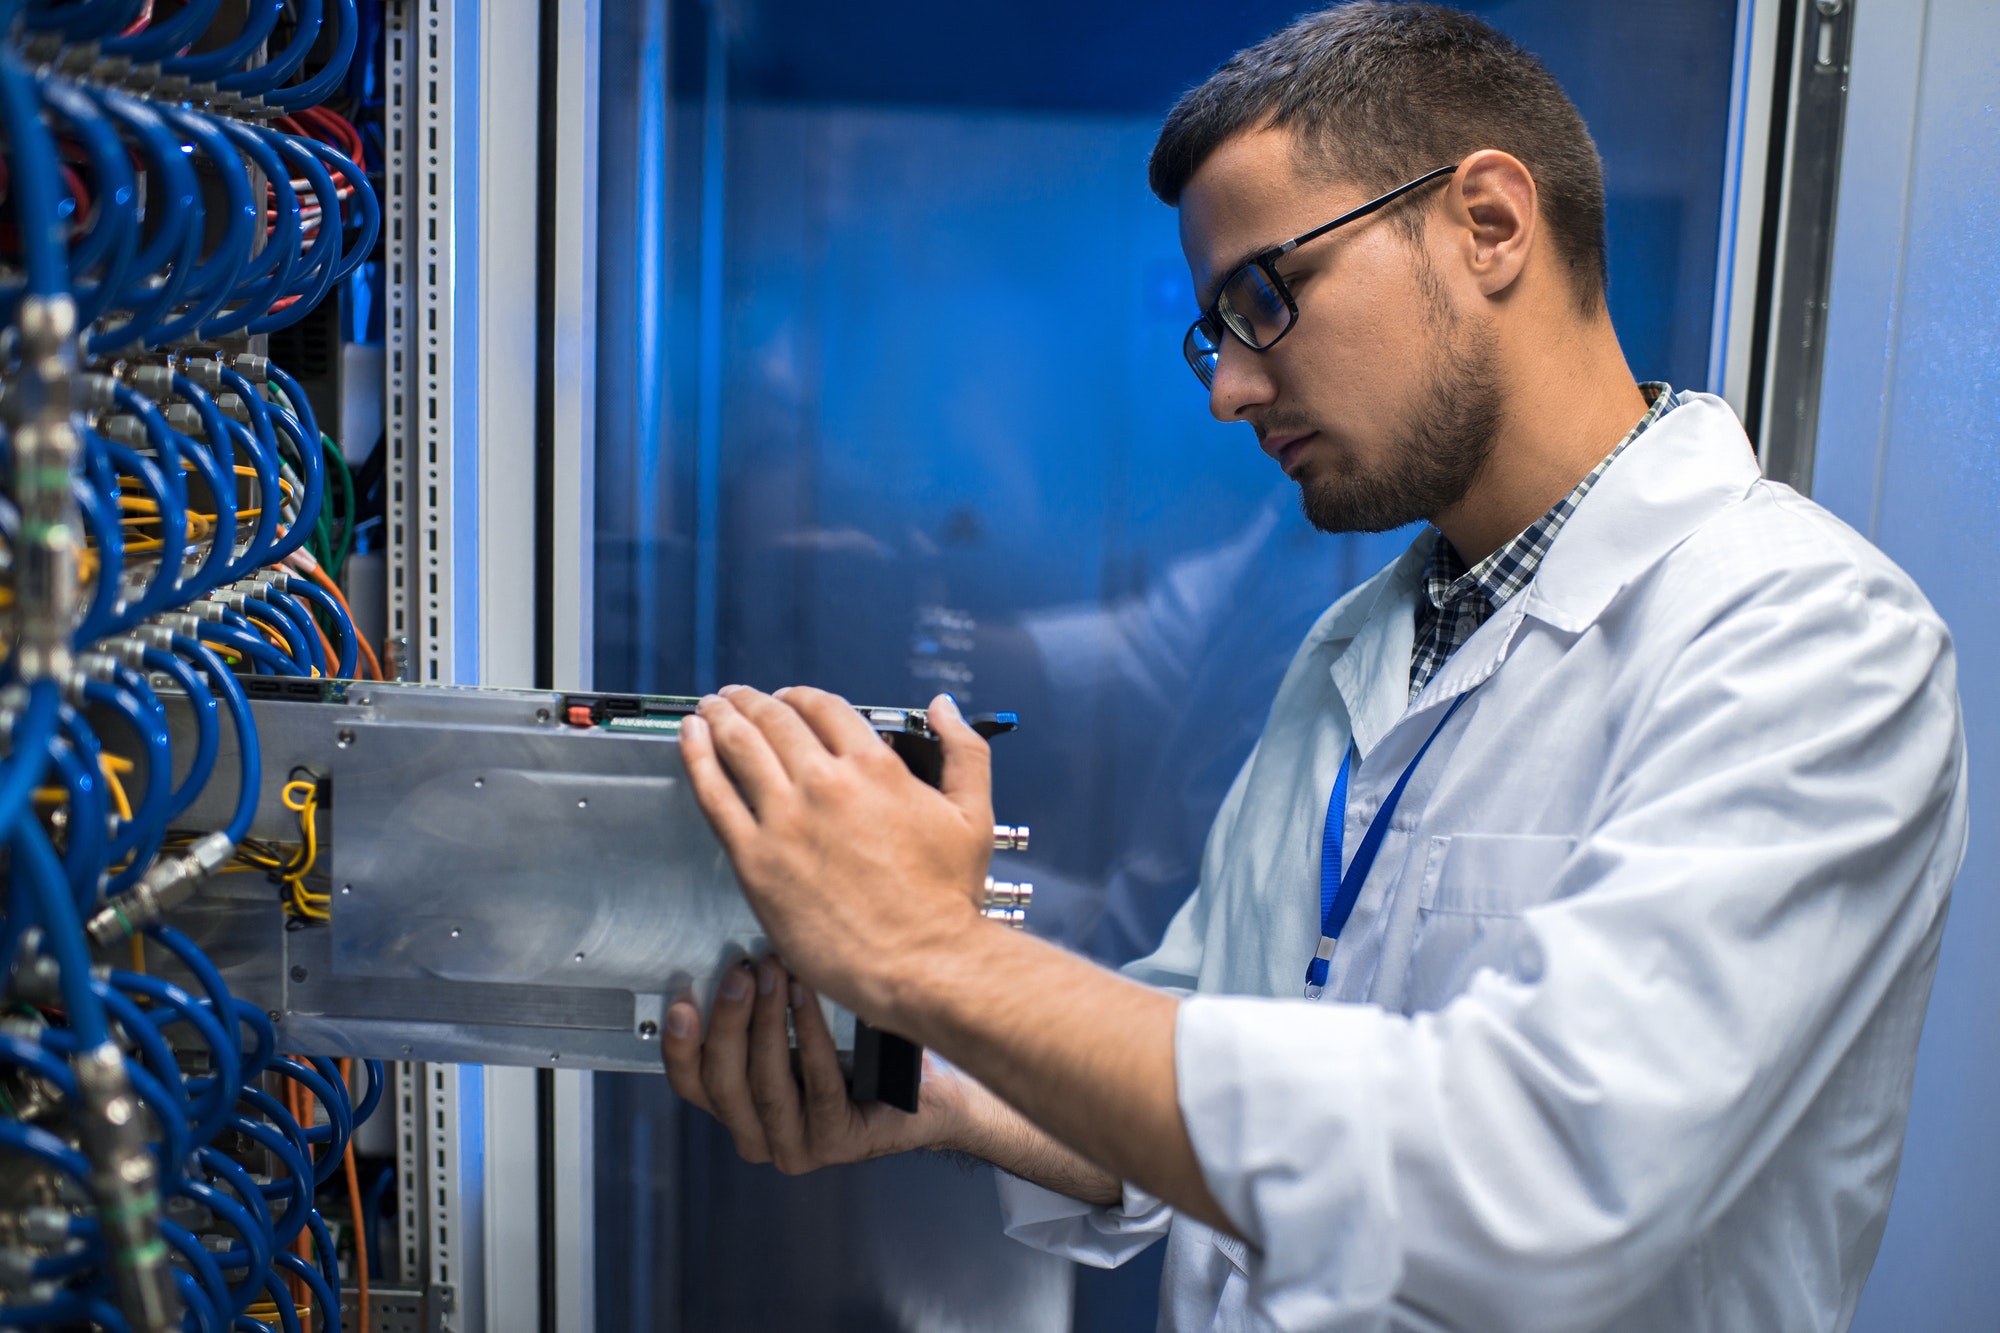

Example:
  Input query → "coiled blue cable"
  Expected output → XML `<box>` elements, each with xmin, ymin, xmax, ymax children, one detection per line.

<box><xmin>48</xmin><ymin>736</ymin><xmax>106</xmax><ymax>912</ymax></box>
<box><xmin>90</xmin><ymin>431</ymin><xmax>185</xmax><ymax>631</ymax></box>
<box><xmin>158</xmin><ymin>0</ymin><xmax>282</xmax><ymax>79</ymax></box>
<box><xmin>143</xmin><ymin>646</ymin><xmax>218</xmax><ymax>820</ymax></box>
<box><xmin>85</xmin><ymin>88</ymin><xmax>199</xmax><ymax>352</ymax></box>
<box><xmin>10</xmin><ymin>811</ymin><xmax>112</xmax><ymax>1047</ymax></box>
<box><xmin>148</xmin><ymin>106</ymin><xmax>257</xmax><ymax>345</ymax></box>
<box><xmin>264</xmin><ymin>0</ymin><xmax>357</xmax><ymax>112</ymax></box>
<box><xmin>168</xmin><ymin>637</ymin><xmax>259</xmax><ymax>846</ymax></box>
<box><xmin>101</xmin><ymin>0</ymin><xmax>219</xmax><ymax>58</ymax></box>
<box><xmin>263</xmin><ymin>586</ymin><xmax>328</xmax><ymax>676</ymax></box>
<box><xmin>0</xmin><ymin>24</ymin><xmax>71</xmax><ymax>296</ymax></box>
<box><xmin>285</xmin><ymin>576</ymin><xmax>357</xmax><ymax>677</ymax></box>
<box><xmin>218</xmin><ymin>0</ymin><xmax>321</xmax><ymax>95</ymax></box>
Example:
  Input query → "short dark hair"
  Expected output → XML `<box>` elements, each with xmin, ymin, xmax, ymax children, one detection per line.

<box><xmin>1150</xmin><ymin>2</ymin><xmax>1608</xmax><ymax>312</ymax></box>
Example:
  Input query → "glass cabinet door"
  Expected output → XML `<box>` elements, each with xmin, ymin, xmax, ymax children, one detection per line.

<box><xmin>589</xmin><ymin>2</ymin><xmax>1741</xmax><ymax>1327</ymax></box>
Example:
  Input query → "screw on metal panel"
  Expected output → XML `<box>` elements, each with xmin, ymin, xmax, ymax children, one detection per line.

<box><xmin>290</xmin><ymin>966</ymin><xmax>307</xmax><ymax>982</ymax></box>
<box><xmin>449</xmin><ymin>928</ymin><xmax>460</xmax><ymax>939</ymax></box>
<box><xmin>535</xmin><ymin>708</ymin><xmax>551</xmax><ymax>723</ymax></box>
<box><xmin>340</xmin><ymin>884</ymin><xmax>352</xmax><ymax>895</ymax></box>
<box><xmin>577</xmin><ymin>799</ymin><xmax>587</xmax><ymax>809</ymax></box>
<box><xmin>401</xmin><ymin>1045</ymin><xmax>412</xmax><ymax>1055</ymax></box>
<box><xmin>268</xmin><ymin>1010</ymin><xmax>283</xmax><ymax>1025</ymax></box>
<box><xmin>549</xmin><ymin>1052</ymin><xmax>560</xmax><ymax>1062</ymax></box>
<box><xmin>472</xmin><ymin>777</ymin><xmax>483</xmax><ymax>788</ymax></box>
<box><xmin>357</xmin><ymin>695</ymin><xmax>372</xmax><ymax>705</ymax></box>
<box><xmin>336</xmin><ymin>728</ymin><xmax>356</xmax><ymax>748</ymax></box>
<box><xmin>638</xmin><ymin>1021</ymin><xmax>658</xmax><ymax>1040</ymax></box>
<box><xmin>573</xmin><ymin>952</ymin><xmax>584</xmax><ymax>962</ymax></box>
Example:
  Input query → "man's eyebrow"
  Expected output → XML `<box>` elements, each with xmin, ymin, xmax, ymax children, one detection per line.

<box><xmin>1197</xmin><ymin>239</ymin><xmax>1292</xmax><ymax>311</ymax></box>
<box><xmin>1196</xmin><ymin>245</ymin><xmax>1267</xmax><ymax>311</ymax></box>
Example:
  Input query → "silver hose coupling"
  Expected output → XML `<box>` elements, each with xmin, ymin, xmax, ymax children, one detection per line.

<box><xmin>10</xmin><ymin>296</ymin><xmax>82</xmax><ymax>682</ymax></box>
<box><xmin>981</xmin><ymin>876</ymin><xmax>1033</xmax><ymax>929</ymax></box>
<box><xmin>73</xmin><ymin>1041</ymin><xmax>180</xmax><ymax>1333</ymax></box>
<box><xmin>993</xmin><ymin>824</ymin><xmax>1031</xmax><ymax>852</ymax></box>
<box><xmin>84</xmin><ymin>833</ymin><xmax>235</xmax><ymax>949</ymax></box>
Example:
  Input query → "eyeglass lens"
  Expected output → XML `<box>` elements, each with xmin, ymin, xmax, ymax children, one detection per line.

<box><xmin>1217</xmin><ymin>262</ymin><xmax>1292</xmax><ymax>348</ymax></box>
<box><xmin>1185</xmin><ymin>319</ymin><xmax>1220</xmax><ymax>388</ymax></box>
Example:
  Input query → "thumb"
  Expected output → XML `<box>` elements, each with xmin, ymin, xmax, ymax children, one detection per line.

<box><xmin>927</xmin><ymin>693</ymin><xmax>993</xmax><ymax>823</ymax></box>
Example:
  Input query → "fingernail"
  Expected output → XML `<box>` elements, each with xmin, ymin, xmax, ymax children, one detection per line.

<box><xmin>665</xmin><ymin>1005</ymin><xmax>693</xmax><ymax>1039</ymax></box>
<box><xmin>934</xmin><ymin>693</ymin><xmax>962</xmax><ymax>720</ymax></box>
<box><xmin>719</xmin><ymin>683</ymin><xmax>744</xmax><ymax>696</ymax></box>
<box><xmin>680</xmin><ymin>715</ymin><xmax>706</xmax><ymax>739</ymax></box>
<box><xmin>757</xmin><ymin>961</ymin><xmax>777</xmax><ymax>995</ymax></box>
<box><xmin>699</xmin><ymin>693</ymin><xmax>722</xmax><ymax>708</ymax></box>
<box><xmin>772</xmin><ymin>686</ymin><xmax>793</xmax><ymax>700</ymax></box>
<box><xmin>720</xmin><ymin>968</ymin><xmax>749</xmax><ymax>1001</ymax></box>
<box><xmin>789</xmin><ymin>982</ymin><xmax>808</xmax><ymax>1008</ymax></box>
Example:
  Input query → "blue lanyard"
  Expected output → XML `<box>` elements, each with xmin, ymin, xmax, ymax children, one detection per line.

<box><xmin>1305</xmin><ymin>692</ymin><xmax>1475</xmax><ymax>999</ymax></box>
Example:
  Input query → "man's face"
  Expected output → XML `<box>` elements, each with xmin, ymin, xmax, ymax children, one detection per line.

<box><xmin>1178</xmin><ymin>126</ymin><xmax>1500</xmax><ymax>534</ymax></box>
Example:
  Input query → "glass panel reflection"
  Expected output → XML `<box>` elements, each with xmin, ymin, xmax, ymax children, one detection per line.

<box><xmin>591</xmin><ymin>1</ymin><xmax>1740</xmax><ymax>1327</ymax></box>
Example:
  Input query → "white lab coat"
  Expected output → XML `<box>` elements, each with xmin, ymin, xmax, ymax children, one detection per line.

<box><xmin>997</xmin><ymin>394</ymin><xmax>1968</xmax><ymax>1332</ymax></box>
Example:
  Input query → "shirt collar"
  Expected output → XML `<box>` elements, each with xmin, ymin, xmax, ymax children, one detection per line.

<box><xmin>1422</xmin><ymin>382</ymin><xmax>1678</xmax><ymax>616</ymax></box>
<box><xmin>1520</xmin><ymin>391</ymin><xmax>1763</xmax><ymax>633</ymax></box>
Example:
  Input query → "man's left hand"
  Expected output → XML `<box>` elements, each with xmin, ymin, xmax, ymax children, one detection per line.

<box><xmin>678</xmin><ymin>684</ymin><xmax>995</xmax><ymax>1025</ymax></box>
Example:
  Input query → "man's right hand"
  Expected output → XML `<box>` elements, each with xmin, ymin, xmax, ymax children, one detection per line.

<box><xmin>662</xmin><ymin>955</ymin><xmax>973</xmax><ymax>1173</ymax></box>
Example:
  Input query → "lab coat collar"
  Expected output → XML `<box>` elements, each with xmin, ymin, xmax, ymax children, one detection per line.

<box><xmin>1520</xmin><ymin>392</ymin><xmax>1761</xmax><ymax>634</ymax></box>
<box><xmin>1321</xmin><ymin>533</ymin><xmax>1432</xmax><ymax>759</ymax></box>
<box><xmin>1331</xmin><ymin>393</ymin><xmax>1760</xmax><ymax>752</ymax></box>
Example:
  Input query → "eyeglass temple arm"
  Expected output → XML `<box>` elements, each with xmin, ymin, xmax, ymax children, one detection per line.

<box><xmin>1267</xmin><ymin>163</ymin><xmax>1462</xmax><ymax>261</ymax></box>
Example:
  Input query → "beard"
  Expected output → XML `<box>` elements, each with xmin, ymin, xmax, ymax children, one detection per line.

<box><xmin>1292</xmin><ymin>269</ymin><xmax>1502</xmax><ymax>535</ymax></box>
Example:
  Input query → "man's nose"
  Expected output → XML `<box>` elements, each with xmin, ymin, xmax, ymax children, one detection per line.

<box><xmin>1207</xmin><ymin>338</ymin><xmax>1276</xmax><ymax>424</ymax></box>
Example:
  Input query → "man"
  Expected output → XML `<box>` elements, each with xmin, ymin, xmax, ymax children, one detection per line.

<box><xmin>663</xmin><ymin>5</ymin><xmax>1968</xmax><ymax>1329</ymax></box>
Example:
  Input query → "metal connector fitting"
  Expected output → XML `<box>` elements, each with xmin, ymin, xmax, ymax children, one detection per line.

<box><xmin>231</xmin><ymin>353</ymin><xmax>270</xmax><ymax>384</ymax></box>
<box><xmin>981</xmin><ymin>877</ymin><xmax>1033</xmax><ymax>930</ymax></box>
<box><xmin>993</xmin><ymin>824</ymin><xmax>1031</xmax><ymax>852</ymax></box>
<box><xmin>97</xmin><ymin>637</ymin><xmax>150</xmax><ymax>671</ymax></box>
<box><xmin>85</xmin><ymin>833</ymin><xmax>235</xmax><ymax>949</ymax></box>
<box><xmin>100</xmin><ymin>414</ymin><xmax>146</xmax><ymax>448</ymax></box>
<box><xmin>149</xmin><ymin>612</ymin><xmax>203</xmax><ymax>637</ymax></box>
<box><xmin>78</xmin><ymin>373</ymin><xmax>118</xmax><ymax>414</ymax></box>
<box><xmin>181</xmin><ymin>357</ymin><xmax>224</xmax><ymax>392</ymax></box>
<box><xmin>21</xmin><ymin>1206</ymin><xmax>75</xmax><ymax>1246</ymax></box>
<box><xmin>215</xmin><ymin>392</ymin><xmax>250</xmax><ymax>424</ymax></box>
<box><xmin>161</xmin><ymin>403</ymin><xmax>202</xmax><ymax>436</ymax></box>
<box><xmin>72</xmin><ymin>653</ymin><xmax>123</xmax><ymax>685</ymax></box>
<box><xmin>10</xmin><ymin>295</ymin><xmax>82</xmax><ymax>684</ymax></box>
<box><xmin>130</xmin><ymin>364</ymin><xmax>174</xmax><ymax>401</ymax></box>
<box><xmin>121</xmin><ymin>625</ymin><xmax>174</xmax><ymax>652</ymax></box>
<box><xmin>74</xmin><ymin>1041</ymin><xmax>180</xmax><ymax>1333</ymax></box>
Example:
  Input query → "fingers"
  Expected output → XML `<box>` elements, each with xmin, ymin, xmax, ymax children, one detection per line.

<box><xmin>789</xmin><ymin>977</ymin><xmax>856</xmax><ymax>1130</ymax></box>
<box><xmin>926</xmin><ymin>693</ymin><xmax>993</xmax><ymax>822</ymax></box>
<box><xmin>660</xmin><ymin>997</ymin><xmax>713</xmax><ymax>1115</ymax></box>
<box><xmin>778</xmin><ymin>686</ymin><xmax>885</xmax><ymax>757</ymax></box>
<box><xmin>747</xmin><ymin>957</ymin><xmax>810</xmax><ymax>1173</ymax></box>
<box><xmin>695</xmin><ymin>961</ymin><xmax>773</xmax><ymax>1164</ymax></box>
<box><xmin>690</xmin><ymin>693</ymin><xmax>792</xmax><ymax>818</ymax></box>
<box><xmin>719</xmin><ymin>684</ymin><xmax>840</xmax><ymax>779</ymax></box>
<box><xmin>678</xmin><ymin>714</ymin><xmax>760</xmax><ymax>853</ymax></box>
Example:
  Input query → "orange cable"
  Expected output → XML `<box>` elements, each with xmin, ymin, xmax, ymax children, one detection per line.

<box><xmin>341</xmin><ymin>1059</ymin><xmax>371</xmax><ymax>1333</ymax></box>
<box><xmin>302</xmin><ymin>562</ymin><xmax>383</xmax><ymax>680</ymax></box>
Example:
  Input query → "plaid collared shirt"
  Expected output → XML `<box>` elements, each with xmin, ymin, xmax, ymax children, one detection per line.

<box><xmin>1409</xmin><ymin>383</ymin><xmax>1679</xmax><ymax>697</ymax></box>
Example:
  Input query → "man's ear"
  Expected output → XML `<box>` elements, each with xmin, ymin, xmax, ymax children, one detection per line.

<box><xmin>1446</xmin><ymin>149</ymin><xmax>1538</xmax><ymax>298</ymax></box>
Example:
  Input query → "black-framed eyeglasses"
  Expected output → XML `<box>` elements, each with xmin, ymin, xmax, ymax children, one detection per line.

<box><xmin>1182</xmin><ymin>163</ymin><xmax>1460</xmax><ymax>389</ymax></box>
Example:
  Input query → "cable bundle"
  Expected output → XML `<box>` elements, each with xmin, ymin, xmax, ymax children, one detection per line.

<box><xmin>1</xmin><ymin>2</ymin><xmax>387</xmax><ymax>1329</ymax></box>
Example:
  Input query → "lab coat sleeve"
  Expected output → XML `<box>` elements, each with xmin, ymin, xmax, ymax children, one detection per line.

<box><xmin>1174</xmin><ymin>578</ymin><xmax>1966</xmax><ymax>1332</ymax></box>
<box><xmin>993</xmin><ymin>739</ymin><xmax>1265</xmax><ymax>1262</ymax></box>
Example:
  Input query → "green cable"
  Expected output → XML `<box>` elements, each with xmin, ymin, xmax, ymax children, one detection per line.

<box><xmin>321</xmin><ymin>432</ymin><xmax>356</xmax><ymax>578</ymax></box>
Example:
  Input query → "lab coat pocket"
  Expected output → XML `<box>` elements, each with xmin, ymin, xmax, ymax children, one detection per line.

<box><xmin>1407</xmin><ymin>833</ymin><xmax>1576</xmax><ymax>1008</ymax></box>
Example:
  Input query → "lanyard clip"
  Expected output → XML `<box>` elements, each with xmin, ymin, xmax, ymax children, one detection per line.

<box><xmin>1302</xmin><ymin>936</ymin><xmax>1336</xmax><ymax>1000</ymax></box>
